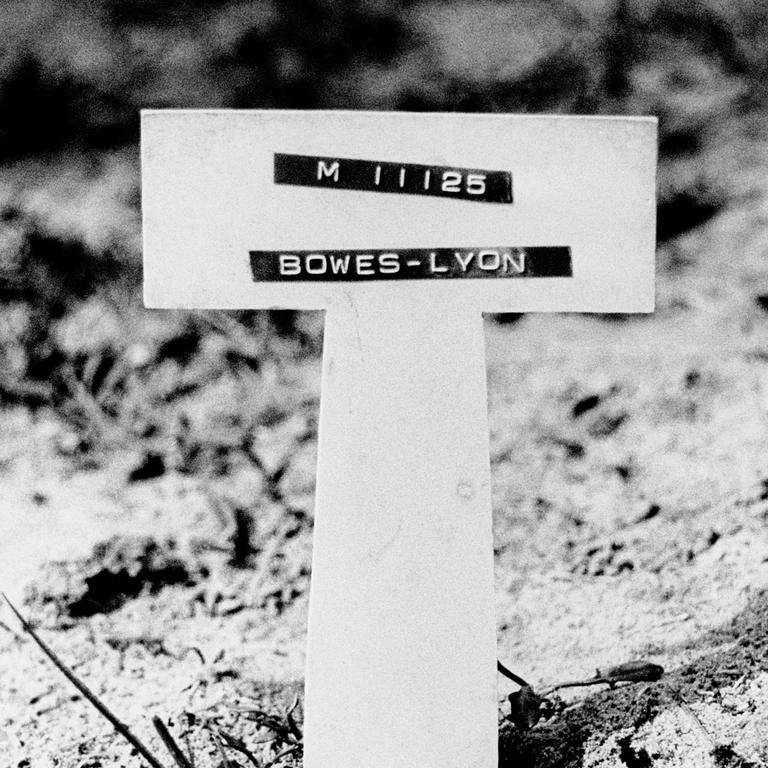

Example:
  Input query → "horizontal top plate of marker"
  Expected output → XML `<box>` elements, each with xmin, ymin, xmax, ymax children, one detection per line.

<box><xmin>142</xmin><ymin>110</ymin><xmax>656</xmax><ymax>312</ymax></box>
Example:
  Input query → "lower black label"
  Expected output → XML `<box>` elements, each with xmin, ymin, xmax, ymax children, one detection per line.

<box><xmin>249</xmin><ymin>247</ymin><xmax>572</xmax><ymax>282</ymax></box>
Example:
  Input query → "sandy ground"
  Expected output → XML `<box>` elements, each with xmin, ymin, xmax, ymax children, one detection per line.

<box><xmin>2</xmin><ymin>102</ymin><xmax>768</xmax><ymax>767</ymax></box>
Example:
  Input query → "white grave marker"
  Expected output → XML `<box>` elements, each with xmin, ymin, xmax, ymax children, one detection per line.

<box><xmin>142</xmin><ymin>111</ymin><xmax>656</xmax><ymax>768</ymax></box>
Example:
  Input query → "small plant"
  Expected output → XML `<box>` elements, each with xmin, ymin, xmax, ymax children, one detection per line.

<box><xmin>3</xmin><ymin>593</ymin><xmax>303</xmax><ymax>767</ymax></box>
<box><xmin>497</xmin><ymin>657</ymin><xmax>665</xmax><ymax>731</ymax></box>
<box><xmin>3</xmin><ymin>593</ymin><xmax>168</xmax><ymax>768</ymax></box>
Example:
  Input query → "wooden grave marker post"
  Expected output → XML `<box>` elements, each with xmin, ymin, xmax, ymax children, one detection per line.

<box><xmin>141</xmin><ymin>110</ymin><xmax>656</xmax><ymax>768</ymax></box>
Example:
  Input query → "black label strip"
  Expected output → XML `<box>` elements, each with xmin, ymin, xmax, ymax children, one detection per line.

<box><xmin>274</xmin><ymin>153</ymin><xmax>513</xmax><ymax>204</ymax></box>
<box><xmin>249</xmin><ymin>247</ymin><xmax>571</xmax><ymax>282</ymax></box>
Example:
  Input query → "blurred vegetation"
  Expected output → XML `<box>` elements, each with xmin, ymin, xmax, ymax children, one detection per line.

<box><xmin>1</xmin><ymin>0</ymin><xmax>766</xmax><ymax>147</ymax></box>
<box><xmin>0</xmin><ymin>0</ymin><xmax>767</xmax><ymax>464</ymax></box>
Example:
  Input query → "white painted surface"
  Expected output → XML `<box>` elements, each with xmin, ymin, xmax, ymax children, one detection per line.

<box><xmin>141</xmin><ymin>110</ymin><xmax>657</xmax><ymax>768</ymax></box>
<box><xmin>142</xmin><ymin>110</ymin><xmax>656</xmax><ymax>313</ymax></box>
<box><xmin>305</xmin><ymin>296</ymin><xmax>497</xmax><ymax>768</ymax></box>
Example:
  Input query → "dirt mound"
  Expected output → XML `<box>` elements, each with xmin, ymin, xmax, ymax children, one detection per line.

<box><xmin>23</xmin><ymin>536</ymin><xmax>200</xmax><ymax>626</ymax></box>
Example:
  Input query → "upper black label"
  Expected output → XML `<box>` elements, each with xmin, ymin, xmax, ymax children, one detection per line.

<box><xmin>274</xmin><ymin>153</ymin><xmax>513</xmax><ymax>204</ymax></box>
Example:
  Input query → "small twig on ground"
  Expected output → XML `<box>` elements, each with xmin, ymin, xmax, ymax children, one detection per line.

<box><xmin>196</xmin><ymin>310</ymin><xmax>266</xmax><ymax>362</ymax></box>
<box><xmin>208</xmin><ymin>725</ymin><xmax>236</xmax><ymax>768</ymax></box>
<box><xmin>285</xmin><ymin>695</ymin><xmax>299</xmax><ymax>717</ymax></box>
<box><xmin>224</xmin><ymin>694</ymin><xmax>302</xmax><ymax>766</ymax></box>
<box><xmin>678</xmin><ymin>700</ymin><xmax>716</xmax><ymax>745</ymax></box>
<box><xmin>225</xmin><ymin>700</ymin><xmax>301</xmax><ymax>747</ymax></box>
<box><xmin>181</xmin><ymin>646</ymin><xmax>207</xmax><ymax>666</ymax></box>
<box><xmin>263</xmin><ymin>745</ymin><xmax>300</xmax><ymax>767</ymax></box>
<box><xmin>663</xmin><ymin>683</ymin><xmax>716</xmax><ymax>746</ymax></box>
<box><xmin>284</xmin><ymin>695</ymin><xmax>302</xmax><ymax>742</ymax></box>
<box><xmin>152</xmin><ymin>716</ymin><xmax>194</xmax><ymax>768</ymax></box>
<box><xmin>184</xmin><ymin>731</ymin><xmax>196</xmax><ymax>768</ymax></box>
<box><xmin>497</xmin><ymin>660</ymin><xmax>531</xmax><ymax>688</ymax></box>
<box><xmin>61</xmin><ymin>365</ymin><xmax>119</xmax><ymax>440</ymax></box>
<box><xmin>0</xmin><ymin>618</ymin><xmax>24</xmax><ymax>642</ymax></box>
<box><xmin>2</xmin><ymin>593</ymin><xmax>168</xmax><ymax>768</ymax></box>
<box><xmin>183</xmin><ymin>713</ymin><xmax>197</xmax><ymax>768</ymax></box>
<box><xmin>218</xmin><ymin>729</ymin><xmax>263</xmax><ymax>767</ymax></box>
<box><xmin>540</xmin><ymin>661</ymin><xmax>664</xmax><ymax>698</ymax></box>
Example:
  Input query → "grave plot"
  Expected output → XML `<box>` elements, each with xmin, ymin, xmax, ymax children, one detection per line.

<box><xmin>2</xmin><ymin>4</ymin><xmax>768</xmax><ymax>765</ymax></box>
<box><xmin>2</xmin><ymin>113</ymin><xmax>768</xmax><ymax>765</ymax></box>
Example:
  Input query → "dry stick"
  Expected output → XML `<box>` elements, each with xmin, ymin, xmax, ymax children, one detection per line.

<box><xmin>677</xmin><ymin>700</ymin><xmax>716</xmax><ymax>746</ymax></box>
<box><xmin>664</xmin><ymin>684</ymin><xmax>716</xmax><ymax>746</ymax></box>
<box><xmin>0</xmin><ymin>618</ymin><xmax>24</xmax><ymax>642</ymax></box>
<box><xmin>285</xmin><ymin>694</ymin><xmax>299</xmax><ymax>718</ymax></box>
<box><xmin>196</xmin><ymin>310</ymin><xmax>265</xmax><ymax>361</ymax></box>
<box><xmin>263</xmin><ymin>745</ymin><xmax>299</xmax><ymax>768</ymax></box>
<box><xmin>218</xmin><ymin>729</ymin><xmax>263</xmax><ymax>768</ymax></box>
<box><xmin>152</xmin><ymin>716</ymin><xmax>194</xmax><ymax>768</ymax></box>
<box><xmin>184</xmin><ymin>729</ymin><xmax>196</xmax><ymax>768</ymax></box>
<box><xmin>497</xmin><ymin>660</ymin><xmax>531</xmax><ymax>688</ymax></box>
<box><xmin>2</xmin><ymin>593</ymin><xmax>168</xmax><ymax>768</ymax></box>
<box><xmin>208</xmin><ymin>726</ymin><xmax>235</xmax><ymax>768</ymax></box>
<box><xmin>95</xmin><ymin>352</ymin><xmax>129</xmax><ymax>408</ymax></box>
<box><xmin>284</xmin><ymin>700</ymin><xmax>302</xmax><ymax>743</ymax></box>
<box><xmin>540</xmin><ymin>662</ymin><xmax>664</xmax><ymax>698</ymax></box>
<box><xmin>540</xmin><ymin>678</ymin><xmax>619</xmax><ymax>698</ymax></box>
<box><xmin>61</xmin><ymin>366</ymin><xmax>116</xmax><ymax>440</ymax></box>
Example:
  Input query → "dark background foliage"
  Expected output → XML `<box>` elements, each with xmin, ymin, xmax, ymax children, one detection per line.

<box><xmin>1</xmin><ymin>0</ymin><xmax>766</xmax><ymax>423</ymax></box>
